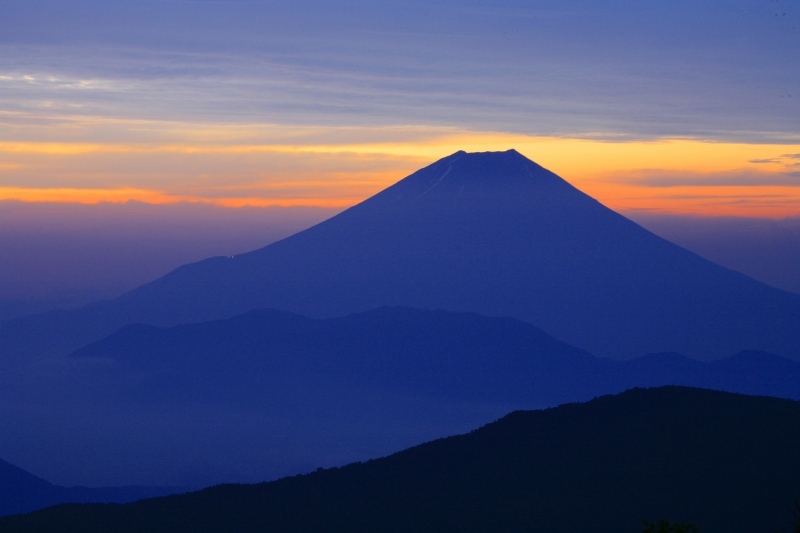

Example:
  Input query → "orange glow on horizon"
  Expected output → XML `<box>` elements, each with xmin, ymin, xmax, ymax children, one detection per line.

<box><xmin>0</xmin><ymin>187</ymin><xmax>359</xmax><ymax>209</ymax></box>
<box><xmin>584</xmin><ymin>184</ymin><xmax>800</xmax><ymax>218</ymax></box>
<box><xmin>1</xmin><ymin>131</ymin><xmax>798</xmax><ymax>217</ymax></box>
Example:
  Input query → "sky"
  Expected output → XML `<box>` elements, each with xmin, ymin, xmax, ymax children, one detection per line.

<box><xmin>1</xmin><ymin>0</ymin><xmax>800</xmax><ymax>309</ymax></box>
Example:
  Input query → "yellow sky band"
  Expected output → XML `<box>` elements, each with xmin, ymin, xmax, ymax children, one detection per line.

<box><xmin>0</xmin><ymin>130</ymin><xmax>798</xmax><ymax>216</ymax></box>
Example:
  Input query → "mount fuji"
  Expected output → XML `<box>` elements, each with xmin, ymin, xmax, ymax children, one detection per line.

<box><xmin>2</xmin><ymin>149</ymin><xmax>799</xmax><ymax>360</ymax></box>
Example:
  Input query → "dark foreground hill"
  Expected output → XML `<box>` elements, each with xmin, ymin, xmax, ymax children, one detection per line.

<box><xmin>4</xmin><ymin>387</ymin><xmax>799</xmax><ymax>532</ymax></box>
<box><xmin>3</xmin><ymin>150</ymin><xmax>800</xmax><ymax>362</ymax></box>
<box><xmin>0</xmin><ymin>457</ymin><xmax>181</xmax><ymax>517</ymax></box>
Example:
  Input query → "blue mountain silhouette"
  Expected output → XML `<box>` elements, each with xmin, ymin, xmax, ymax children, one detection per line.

<box><xmin>2</xmin><ymin>150</ymin><xmax>799</xmax><ymax>360</ymax></box>
<box><xmin>114</xmin><ymin>149</ymin><xmax>800</xmax><ymax>359</ymax></box>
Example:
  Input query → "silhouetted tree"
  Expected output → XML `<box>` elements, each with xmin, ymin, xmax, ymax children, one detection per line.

<box><xmin>641</xmin><ymin>518</ymin><xmax>700</xmax><ymax>533</ymax></box>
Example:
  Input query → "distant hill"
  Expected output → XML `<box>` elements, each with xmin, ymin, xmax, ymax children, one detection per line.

<box><xmin>71</xmin><ymin>306</ymin><xmax>800</xmax><ymax>407</ymax></box>
<box><xmin>68</xmin><ymin>306</ymin><xmax>603</xmax><ymax>406</ymax></box>
<box><xmin>0</xmin><ymin>457</ymin><xmax>182</xmax><ymax>518</ymax></box>
<box><xmin>2</xmin><ymin>150</ymin><xmax>800</xmax><ymax>362</ymax></box>
<box><xmin>4</xmin><ymin>387</ymin><xmax>799</xmax><ymax>532</ymax></box>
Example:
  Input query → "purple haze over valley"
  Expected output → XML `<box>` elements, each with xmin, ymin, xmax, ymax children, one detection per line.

<box><xmin>0</xmin><ymin>201</ymin><xmax>337</xmax><ymax>319</ymax></box>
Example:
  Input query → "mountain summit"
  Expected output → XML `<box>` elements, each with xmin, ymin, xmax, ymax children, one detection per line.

<box><xmin>2</xmin><ymin>150</ymin><xmax>799</xmax><ymax>360</ymax></box>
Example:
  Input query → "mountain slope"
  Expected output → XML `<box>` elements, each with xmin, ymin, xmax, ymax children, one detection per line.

<box><xmin>5</xmin><ymin>387</ymin><xmax>799</xmax><ymax>532</ymax></box>
<box><xmin>2</xmin><ymin>149</ymin><xmax>799</xmax><ymax>361</ymax></box>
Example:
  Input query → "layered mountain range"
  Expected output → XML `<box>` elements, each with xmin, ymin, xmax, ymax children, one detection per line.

<box><xmin>1</xmin><ymin>149</ymin><xmax>799</xmax><ymax>496</ymax></box>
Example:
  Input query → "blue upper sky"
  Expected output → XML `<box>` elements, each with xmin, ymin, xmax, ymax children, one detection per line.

<box><xmin>2</xmin><ymin>0</ymin><xmax>798</xmax><ymax>141</ymax></box>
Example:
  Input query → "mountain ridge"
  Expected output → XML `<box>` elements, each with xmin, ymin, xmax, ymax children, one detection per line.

<box><xmin>68</xmin><ymin>306</ymin><xmax>800</xmax><ymax>406</ymax></box>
